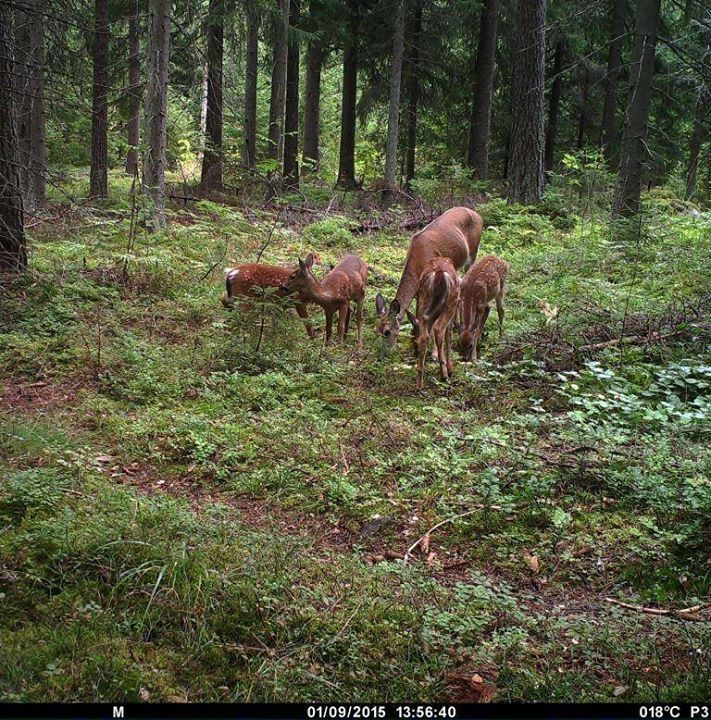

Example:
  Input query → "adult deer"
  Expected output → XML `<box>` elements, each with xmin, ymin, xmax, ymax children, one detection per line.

<box><xmin>412</xmin><ymin>257</ymin><xmax>460</xmax><ymax>390</ymax></box>
<box><xmin>280</xmin><ymin>253</ymin><xmax>368</xmax><ymax>347</ymax></box>
<box><xmin>221</xmin><ymin>264</ymin><xmax>315</xmax><ymax>338</ymax></box>
<box><xmin>375</xmin><ymin>206</ymin><xmax>483</xmax><ymax>349</ymax></box>
<box><xmin>459</xmin><ymin>255</ymin><xmax>508</xmax><ymax>361</ymax></box>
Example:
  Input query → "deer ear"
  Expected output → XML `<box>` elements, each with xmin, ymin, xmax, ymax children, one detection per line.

<box><xmin>304</xmin><ymin>253</ymin><xmax>315</xmax><ymax>270</ymax></box>
<box><xmin>375</xmin><ymin>293</ymin><xmax>386</xmax><ymax>315</ymax></box>
<box><xmin>390</xmin><ymin>299</ymin><xmax>401</xmax><ymax>316</ymax></box>
<box><xmin>406</xmin><ymin>309</ymin><xmax>417</xmax><ymax>326</ymax></box>
<box><xmin>298</xmin><ymin>258</ymin><xmax>306</xmax><ymax>272</ymax></box>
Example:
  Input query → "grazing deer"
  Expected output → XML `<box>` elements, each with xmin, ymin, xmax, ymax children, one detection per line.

<box><xmin>375</xmin><ymin>206</ymin><xmax>483</xmax><ymax>349</ymax></box>
<box><xmin>280</xmin><ymin>253</ymin><xmax>368</xmax><ymax>347</ymax></box>
<box><xmin>459</xmin><ymin>255</ymin><xmax>508</xmax><ymax>361</ymax></box>
<box><xmin>221</xmin><ymin>264</ymin><xmax>315</xmax><ymax>338</ymax></box>
<box><xmin>413</xmin><ymin>257</ymin><xmax>461</xmax><ymax>390</ymax></box>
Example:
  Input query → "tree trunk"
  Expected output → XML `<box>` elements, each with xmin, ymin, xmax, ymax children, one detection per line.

<box><xmin>0</xmin><ymin>5</ymin><xmax>26</xmax><ymax>271</ymax></box>
<box><xmin>200</xmin><ymin>0</ymin><xmax>224</xmax><ymax>193</ymax></box>
<box><xmin>197</xmin><ymin>59</ymin><xmax>208</xmax><ymax>167</ymax></box>
<box><xmin>611</xmin><ymin>0</ymin><xmax>661</xmax><ymax>218</ymax></box>
<box><xmin>283</xmin><ymin>0</ymin><xmax>300</xmax><ymax>189</ymax></box>
<box><xmin>384</xmin><ymin>0</ymin><xmax>406</xmax><ymax>200</ymax></box>
<box><xmin>143</xmin><ymin>0</ymin><xmax>172</xmax><ymax>230</ymax></box>
<box><xmin>243</xmin><ymin>0</ymin><xmax>260</xmax><ymax>168</ymax></box>
<box><xmin>601</xmin><ymin>0</ymin><xmax>627</xmax><ymax>160</ymax></box>
<box><xmin>90</xmin><ymin>0</ymin><xmax>109</xmax><ymax>199</ymax></box>
<box><xmin>336</xmin><ymin>0</ymin><xmax>359</xmax><ymax>189</ymax></box>
<box><xmin>15</xmin><ymin>0</ymin><xmax>46</xmax><ymax>213</ymax></box>
<box><xmin>302</xmin><ymin>43</ymin><xmax>323</xmax><ymax>169</ymax></box>
<box><xmin>502</xmin><ymin>52</ymin><xmax>515</xmax><ymax>180</ymax></box>
<box><xmin>466</xmin><ymin>0</ymin><xmax>498</xmax><ymax>180</ymax></box>
<box><xmin>544</xmin><ymin>36</ymin><xmax>564</xmax><ymax>173</ymax></box>
<box><xmin>507</xmin><ymin>0</ymin><xmax>546</xmax><ymax>204</ymax></box>
<box><xmin>125</xmin><ymin>0</ymin><xmax>140</xmax><ymax>175</ymax></box>
<box><xmin>685</xmin><ymin>89</ymin><xmax>708</xmax><ymax>201</ymax></box>
<box><xmin>268</xmin><ymin>0</ymin><xmax>289</xmax><ymax>164</ymax></box>
<box><xmin>404</xmin><ymin>0</ymin><xmax>422</xmax><ymax>189</ymax></box>
<box><xmin>577</xmin><ymin>60</ymin><xmax>591</xmax><ymax>149</ymax></box>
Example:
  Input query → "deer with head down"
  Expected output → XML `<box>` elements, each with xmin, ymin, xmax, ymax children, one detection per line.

<box><xmin>459</xmin><ymin>255</ymin><xmax>508</xmax><ymax>361</ymax></box>
<box><xmin>280</xmin><ymin>253</ymin><xmax>368</xmax><ymax>347</ymax></box>
<box><xmin>221</xmin><ymin>263</ymin><xmax>315</xmax><ymax>337</ymax></box>
<box><xmin>411</xmin><ymin>257</ymin><xmax>460</xmax><ymax>390</ymax></box>
<box><xmin>375</xmin><ymin>206</ymin><xmax>483</xmax><ymax>350</ymax></box>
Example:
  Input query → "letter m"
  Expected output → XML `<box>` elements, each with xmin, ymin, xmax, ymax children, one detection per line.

<box><xmin>113</xmin><ymin>707</ymin><xmax>125</xmax><ymax>718</ymax></box>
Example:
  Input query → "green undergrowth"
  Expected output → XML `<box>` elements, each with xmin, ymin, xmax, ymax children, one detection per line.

<box><xmin>1</xmin><ymin>173</ymin><xmax>710</xmax><ymax>701</ymax></box>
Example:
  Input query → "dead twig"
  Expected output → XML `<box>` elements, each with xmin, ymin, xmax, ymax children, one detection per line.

<box><xmin>403</xmin><ymin>505</ymin><xmax>505</xmax><ymax>565</ymax></box>
<box><xmin>255</xmin><ymin>210</ymin><xmax>283</xmax><ymax>263</ymax></box>
<box><xmin>579</xmin><ymin>330</ymin><xmax>686</xmax><ymax>353</ymax></box>
<box><xmin>338</xmin><ymin>439</ymin><xmax>350</xmax><ymax>475</ymax></box>
<box><xmin>605</xmin><ymin>597</ymin><xmax>711</xmax><ymax>622</ymax></box>
<box><xmin>195</xmin><ymin>243</ymin><xmax>228</xmax><ymax>285</ymax></box>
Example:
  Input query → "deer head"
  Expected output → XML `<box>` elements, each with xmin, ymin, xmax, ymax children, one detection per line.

<box><xmin>374</xmin><ymin>293</ymin><xmax>401</xmax><ymax>349</ymax></box>
<box><xmin>280</xmin><ymin>253</ymin><xmax>315</xmax><ymax>294</ymax></box>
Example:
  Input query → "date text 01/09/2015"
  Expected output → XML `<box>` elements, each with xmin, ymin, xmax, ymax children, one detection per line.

<box><xmin>306</xmin><ymin>706</ymin><xmax>457</xmax><ymax>719</ymax></box>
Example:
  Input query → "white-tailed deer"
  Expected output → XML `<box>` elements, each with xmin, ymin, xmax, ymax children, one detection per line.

<box><xmin>280</xmin><ymin>253</ymin><xmax>368</xmax><ymax>347</ymax></box>
<box><xmin>221</xmin><ymin>263</ymin><xmax>315</xmax><ymax>338</ymax></box>
<box><xmin>459</xmin><ymin>255</ymin><xmax>508</xmax><ymax>361</ymax></box>
<box><xmin>412</xmin><ymin>257</ymin><xmax>461</xmax><ymax>390</ymax></box>
<box><xmin>375</xmin><ymin>206</ymin><xmax>483</xmax><ymax>349</ymax></box>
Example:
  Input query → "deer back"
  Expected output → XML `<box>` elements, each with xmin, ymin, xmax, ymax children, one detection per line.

<box><xmin>418</xmin><ymin>257</ymin><xmax>460</xmax><ymax>323</ymax></box>
<box><xmin>225</xmin><ymin>264</ymin><xmax>294</xmax><ymax>296</ymax></box>
<box><xmin>461</xmin><ymin>255</ymin><xmax>508</xmax><ymax>310</ymax></box>
<box><xmin>318</xmin><ymin>254</ymin><xmax>366</xmax><ymax>299</ymax></box>
<box><xmin>223</xmin><ymin>263</ymin><xmax>301</xmax><ymax>308</ymax></box>
<box><xmin>394</xmin><ymin>207</ymin><xmax>483</xmax><ymax>312</ymax></box>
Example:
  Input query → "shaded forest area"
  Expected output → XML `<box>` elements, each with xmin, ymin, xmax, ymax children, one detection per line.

<box><xmin>1</xmin><ymin>0</ymin><xmax>711</xmax><ymax>705</ymax></box>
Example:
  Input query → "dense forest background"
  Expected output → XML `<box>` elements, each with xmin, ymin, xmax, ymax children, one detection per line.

<box><xmin>0</xmin><ymin>0</ymin><xmax>709</xmax><ymax>255</ymax></box>
<box><xmin>1</xmin><ymin>0</ymin><xmax>710</xmax><ymax>705</ymax></box>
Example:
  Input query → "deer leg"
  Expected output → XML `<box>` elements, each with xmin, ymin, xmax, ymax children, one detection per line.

<box><xmin>445</xmin><ymin>322</ymin><xmax>454</xmax><ymax>377</ymax></box>
<box><xmin>337</xmin><ymin>303</ymin><xmax>348</xmax><ymax>345</ymax></box>
<box><xmin>356</xmin><ymin>298</ymin><xmax>364</xmax><ymax>349</ymax></box>
<box><xmin>475</xmin><ymin>307</ymin><xmax>490</xmax><ymax>360</ymax></box>
<box><xmin>344</xmin><ymin>304</ymin><xmax>352</xmax><ymax>335</ymax></box>
<box><xmin>416</xmin><ymin>330</ymin><xmax>429</xmax><ymax>390</ymax></box>
<box><xmin>324</xmin><ymin>310</ymin><xmax>333</xmax><ymax>346</ymax></box>
<box><xmin>496</xmin><ymin>294</ymin><xmax>505</xmax><ymax>338</ymax></box>
<box><xmin>471</xmin><ymin>310</ymin><xmax>480</xmax><ymax>361</ymax></box>
<box><xmin>295</xmin><ymin>302</ymin><xmax>315</xmax><ymax>339</ymax></box>
<box><xmin>433</xmin><ymin>325</ymin><xmax>447</xmax><ymax>380</ymax></box>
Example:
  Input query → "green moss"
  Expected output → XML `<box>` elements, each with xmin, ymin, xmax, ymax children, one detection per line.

<box><xmin>1</xmin><ymin>174</ymin><xmax>710</xmax><ymax>701</ymax></box>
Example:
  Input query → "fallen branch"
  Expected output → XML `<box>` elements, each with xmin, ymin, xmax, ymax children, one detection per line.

<box><xmin>605</xmin><ymin>597</ymin><xmax>711</xmax><ymax>622</ymax></box>
<box><xmin>353</xmin><ymin>213</ymin><xmax>434</xmax><ymax>235</ymax></box>
<box><xmin>579</xmin><ymin>330</ymin><xmax>685</xmax><ymax>353</ymax></box>
<box><xmin>491</xmin><ymin>343</ymin><xmax>534</xmax><ymax>362</ymax></box>
<box><xmin>403</xmin><ymin>504</ymin><xmax>505</xmax><ymax>565</ymax></box>
<box><xmin>282</xmin><ymin>205</ymin><xmax>321</xmax><ymax>215</ymax></box>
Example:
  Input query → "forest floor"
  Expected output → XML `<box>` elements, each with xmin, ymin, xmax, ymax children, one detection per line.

<box><xmin>1</xmin><ymin>171</ymin><xmax>710</xmax><ymax>702</ymax></box>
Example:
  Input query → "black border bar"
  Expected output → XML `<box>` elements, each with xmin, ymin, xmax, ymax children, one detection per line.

<box><xmin>0</xmin><ymin>704</ymin><xmax>709</xmax><ymax>720</ymax></box>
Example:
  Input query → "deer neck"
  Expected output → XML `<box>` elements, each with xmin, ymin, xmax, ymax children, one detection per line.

<box><xmin>393</xmin><ymin>262</ymin><xmax>420</xmax><ymax>318</ymax></box>
<box><xmin>302</xmin><ymin>275</ymin><xmax>337</xmax><ymax>305</ymax></box>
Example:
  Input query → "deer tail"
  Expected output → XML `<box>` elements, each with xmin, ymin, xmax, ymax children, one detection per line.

<box><xmin>424</xmin><ymin>271</ymin><xmax>451</xmax><ymax>321</ymax></box>
<box><xmin>222</xmin><ymin>271</ymin><xmax>235</xmax><ymax>308</ymax></box>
